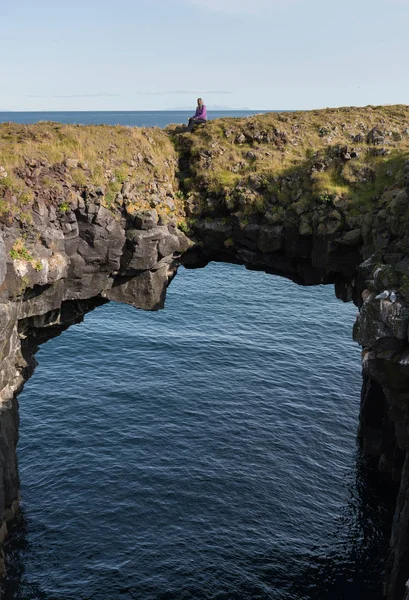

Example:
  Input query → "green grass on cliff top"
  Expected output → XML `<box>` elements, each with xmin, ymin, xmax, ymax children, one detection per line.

<box><xmin>172</xmin><ymin>104</ymin><xmax>409</xmax><ymax>213</ymax></box>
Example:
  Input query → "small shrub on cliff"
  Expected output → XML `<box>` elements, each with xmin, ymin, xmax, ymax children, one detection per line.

<box><xmin>0</xmin><ymin>199</ymin><xmax>7</xmax><ymax>216</ymax></box>
<box><xmin>0</xmin><ymin>176</ymin><xmax>13</xmax><ymax>190</ymax></box>
<box><xmin>114</xmin><ymin>166</ymin><xmax>128</xmax><ymax>184</ymax></box>
<box><xmin>10</xmin><ymin>239</ymin><xmax>33</xmax><ymax>262</ymax></box>
<box><xmin>9</xmin><ymin>240</ymin><xmax>45</xmax><ymax>272</ymax></box>
<box><xmin>104</xmin><ymin>181</ymin><xmax>122</xmax><ymax>209</ymax></box>
<box><xmin>317</xmin><ymin>192</ymin><xmax>333</xmax><ymax>205</ymax></box>
<box><xmin>59</xmin><ymin>201</ymin><xmax>70</xmax><ymax>212</ymax></box>
<box><xmin>20</xmin><ymin>191</ymin><xmax>34</xmax><ymax>205</ymax></box>
<box><xmin>253</xmin><ymin>196</ymin><xmax>266</xmax><ymax>213</ymax></box>
<box><xmin>104</xmin><ymin>189</ymin><xmax>118</xmax><ymax>209</ymax></box>
<box><xmin>19</xmin><ymin>211</ymin><xmax>33</xmax><ymax>225</ymax></box>
<box><xmin>177</xmin><ymin>219</ymin><xmax>192</xmax><ymax>235</ymax></box>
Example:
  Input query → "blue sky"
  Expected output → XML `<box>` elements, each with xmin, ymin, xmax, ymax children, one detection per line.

<box><xmin>1</xmin><ymin>0</ymin><xmax>408</xmax><ymax>111</ymax></box>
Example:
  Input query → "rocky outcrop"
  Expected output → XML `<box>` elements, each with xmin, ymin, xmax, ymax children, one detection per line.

<box><xmin>2</xmin><ymin>106</ymin><xmax>409</xmax><ymax>598</ymax></box>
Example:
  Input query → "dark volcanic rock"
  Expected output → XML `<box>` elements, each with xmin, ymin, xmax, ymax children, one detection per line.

<box><xmin>0</xmin><ymin>232</ymin><xmax>6</xmax><ymax>287</ymax></box>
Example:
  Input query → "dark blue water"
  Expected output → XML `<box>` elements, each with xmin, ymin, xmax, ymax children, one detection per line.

<box><xmin>1</xmin><ymin>112</ymin><xmax>392</xmax><ymax>599</ymax></box>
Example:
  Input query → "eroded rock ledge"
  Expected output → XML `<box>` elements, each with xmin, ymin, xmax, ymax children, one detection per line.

<box><xmin>1</xmin><ymin>105</ymin><xmax>409</xmax><ymax>598</ymax></box>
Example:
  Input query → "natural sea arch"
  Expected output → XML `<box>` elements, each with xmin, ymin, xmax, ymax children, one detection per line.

<box><xmin>2</xmin><ymin>108</ymin><xmax>409</xmax><ymax>599</ymax></box>
<box><xmin>2</xmin><ymin>264</ymin><xmax>393</xmax><ymax>600</ymax></box>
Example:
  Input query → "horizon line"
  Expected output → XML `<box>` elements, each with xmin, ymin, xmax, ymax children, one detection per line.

<box><xmin>0</xmin><ymin>108</ymin><xmax>282</xmax><ymax>114</ymax></box>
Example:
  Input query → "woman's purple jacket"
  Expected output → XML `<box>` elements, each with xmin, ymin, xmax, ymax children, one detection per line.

<box><xmin>192</xmin><ymin>104</ymin><xmax>207</xmax><ymax>120</ymax></box>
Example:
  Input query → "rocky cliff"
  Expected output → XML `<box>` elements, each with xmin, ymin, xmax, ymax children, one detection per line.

<box><xmin>1</xmin><ymin>105</ymin><xmax>409</xmax><ymax>598</ymax></box>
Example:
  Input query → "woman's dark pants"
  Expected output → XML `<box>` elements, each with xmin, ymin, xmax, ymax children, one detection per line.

<box><xmin>187</xmin><ymin>118</ymin><xmax>206</xmax><ymax>132</ymax></box>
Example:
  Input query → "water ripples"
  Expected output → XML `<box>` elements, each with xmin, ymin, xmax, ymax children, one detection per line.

<box><xmin>2</xmin><ymin>263</ymin><xmax>392</xmax><ymax>599</ymax></box>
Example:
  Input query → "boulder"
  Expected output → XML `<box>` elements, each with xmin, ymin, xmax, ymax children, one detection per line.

<box><xmin>367</xmin><ymin>127</ymin><xmax>385</xmax><ymax>145</ymax></box>
<box><xmin>134</xmin><ymin>210</ymin><xmax>159</xmax><ymax>230</ymax></box>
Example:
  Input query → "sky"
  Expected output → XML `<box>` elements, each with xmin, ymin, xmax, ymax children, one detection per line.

<box><xmin>1</xmin><ymin>0</ymin><xmax>408</xmax><ymax>111</ymax></box>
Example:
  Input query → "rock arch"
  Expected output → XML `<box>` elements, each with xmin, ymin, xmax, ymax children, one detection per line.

<box><xmin>2</xmin><ymin>106</ymin><xmax>409</xmax><ymax>598</ymax></box>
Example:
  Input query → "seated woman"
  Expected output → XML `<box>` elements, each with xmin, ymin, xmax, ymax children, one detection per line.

<box><xmin>187</xmin><ymin>98</ymin><xmax>207</xmax><ymax>132</ymax></box>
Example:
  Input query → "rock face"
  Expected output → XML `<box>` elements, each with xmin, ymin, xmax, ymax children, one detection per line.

<box><xmin>2</xmin><ymin>106</ymin><xmax>409</xmax><ymax>598</ymax></box>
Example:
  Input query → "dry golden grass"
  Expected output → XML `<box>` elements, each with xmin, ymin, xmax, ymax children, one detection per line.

<box><xmin>0</xmin><ymin>122</ymin><xmax>183</xmax><ymax>225</ymax></box>
<box><xmin>0</xmin><ymin>122</ymin><xmax>181</xmax><ymax>223</ymax></box>
<box><xmin>0</xmin><ymin>121</ymin><xmax>174</xmax><ymax>174</ymax></box>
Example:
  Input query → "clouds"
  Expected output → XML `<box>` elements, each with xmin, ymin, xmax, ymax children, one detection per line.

<box><xmin>134</xmin><ymin>90</ymin><xmax>232</xmax><ymax>96</ymax></box>
<box><xmin>22</xmin><ymin>93</ymin><xmax>120</xmax><ymax>99</ymax></box>
<box><xmin>19</xmin><ymin>90</ymin><xmax>231</xmax><ymax>99</ymax></box>
<box><xmin>180</xmin><ymin>0</ymin><xmax>406</xmax><ymax>16</ymax></box>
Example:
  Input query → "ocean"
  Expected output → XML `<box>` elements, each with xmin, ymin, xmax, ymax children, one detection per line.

<box><xmin>0</xmin><ymin>110</ymin><xmax>261</xmax><ymax>127</ymax></box>
<box><xmin>0</xmin><ymin>111</ymin><xmax>392</xmax><ymax>599</ymax></box>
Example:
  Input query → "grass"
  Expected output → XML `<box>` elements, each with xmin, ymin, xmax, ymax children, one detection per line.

<box><xmin>207</xmin><ymin>171</ymin><xmax>241</xmax><ymax>195</ymax></box>
<box><xmin>0</xmin><ymin>121</ymin><xmax>185</xmax><ymax>223</ymax></box>
<box><xmin>58</xmin><ymin>201</ymin><xmax>70</xmax><ymax>212</ymax></box>
<box><xmin>8</xmin><ymin>238</ymin><xmax>44</xmax><ymax>275</ymax></box>
<box><xmin>9</xmin><ymin>239</ymin><xmax>33</xmax><ymax>262</ymax></box>
<box><xmin>311</xmin><ymin>169</ymin><xmax>351</xmax><ymax>198</ymax></box>
<box><xmin>177</xmin><ymin>219</ymin><xmax>192</xmax><ymax>235</ymax></box>
<box><xmin>1</xmin><ymin>105</ymin><xmax>409</xmax><ymax>238</ymax></box>
<box><xmin>170</xmin><ymin>104</ymin><xmax>409</xmax><ymax>225</ymax></box>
